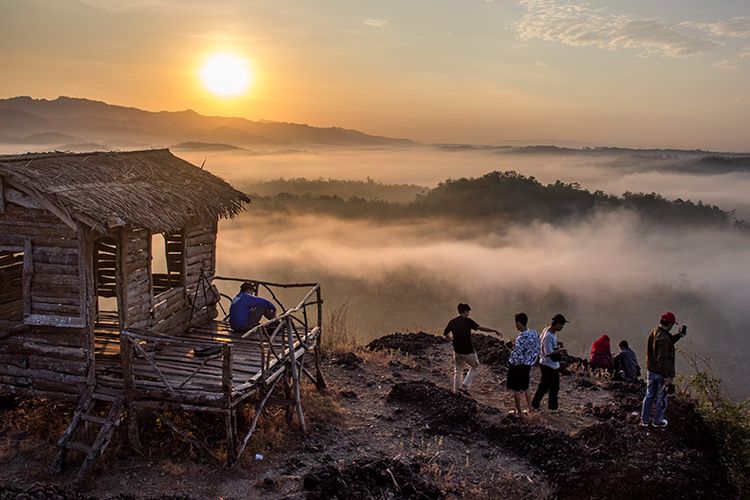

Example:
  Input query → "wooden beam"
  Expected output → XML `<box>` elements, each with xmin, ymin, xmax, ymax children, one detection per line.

<box><xmin>24</xmin><ymin>314</ymin><xmax>86</xmax><ymax>328</ymax></box>
<box><xmin>22</xmin><ymin>239</ymin><xmax>32</xmax><ymax>318</ymax></box>
<box><xmin>4</xmin><ymin>179</ymin><xmax>77</xmax><ymax>231</ymax></box>
<box><xmin>4</xmin><ymin>187</ymin><xmax>42</xmax><ymax>210</ymax></box>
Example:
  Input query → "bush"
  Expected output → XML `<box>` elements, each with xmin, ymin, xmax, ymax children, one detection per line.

<box><xmin>680</xmin><ymin>353</ymin><xmax>750</xmax><ymax>497</ymax></box>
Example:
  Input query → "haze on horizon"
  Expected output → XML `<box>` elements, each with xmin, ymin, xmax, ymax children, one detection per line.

<box><xmin>1</xmin><ymin>0</ymin><xmax>750</xmax><ymax>151</ymax></box>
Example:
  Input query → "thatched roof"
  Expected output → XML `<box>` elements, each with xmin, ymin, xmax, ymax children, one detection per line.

<box><xmin>0</xmin><ymin>149</ymin><xmax>250</xmax><ymax>233</ymax></box>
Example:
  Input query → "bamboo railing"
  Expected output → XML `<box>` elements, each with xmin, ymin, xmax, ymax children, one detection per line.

<box><xmin>117</xmin><ymin>277</ymin><xmax>326</xmax><ymax>464</ymax></box>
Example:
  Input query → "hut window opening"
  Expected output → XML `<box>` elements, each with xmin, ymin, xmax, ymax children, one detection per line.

<box><xmin>94</xmin><ymin>235</ymin><xmax>119</xmax><ymax>324</ymax></box>
<box><xmin>0</xmin><ymin>250</ymin><xmax>25</xmax><ymax>323</ymax></box>
<box><xmin>152</xmin><ymin>231</ymin><xmax>184</xmax><ymax>296</ymax></box>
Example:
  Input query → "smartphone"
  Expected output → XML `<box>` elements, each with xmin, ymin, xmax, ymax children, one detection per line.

<box><xmin>679</xmin><ymin>325</ymin><xmax>687</xmax><ymax>336</ymax></box>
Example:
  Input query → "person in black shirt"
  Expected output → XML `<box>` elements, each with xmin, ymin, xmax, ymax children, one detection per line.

<box><xmin>443</xmin><ymin>303</ymin><xmax>502</xmax><ymax>395</ymax></box>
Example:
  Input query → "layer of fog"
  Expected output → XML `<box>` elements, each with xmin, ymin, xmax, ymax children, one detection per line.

<box><xmin>175</xmin><ymin>147</ymin><xmax>750</xmax><ymax>220</ymax></box>
<box><xmin>215</xmin><ymin>209</ymin><xmax>750</xmax><ymax>399</ymax></box>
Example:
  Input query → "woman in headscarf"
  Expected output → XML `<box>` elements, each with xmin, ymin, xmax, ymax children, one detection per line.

<box><xmin>589</xmin><ymin>334</ymin><xmax>614</xmax><ymax>371</ymax></box>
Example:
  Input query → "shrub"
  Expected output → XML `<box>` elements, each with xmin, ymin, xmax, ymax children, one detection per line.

<box><xmin>680</xmin><ymin>352</ymin><xmax>750</xmax><ymax>497</ymax></box>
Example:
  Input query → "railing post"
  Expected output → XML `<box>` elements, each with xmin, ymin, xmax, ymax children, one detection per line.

<box><xmin>287</xmin><ymin>317</ymin><xmax>306</xmax><ymax>433</ymax></box>
<box><xmin>314</xmin><ymin>286</ymin><xmax>326</xmax><ymax>390</ymax></box>
<box><xmin>120</xmin><ymin>331</ymin><xmax>141</xmax><ymax>450</ymax></box>
<box><xmin>222</xmin><ymin>343</ymin><xmax>236</xmax><ymax>463</ymax></box>
<box><xmin>260</xmin><ymin>340</ymin><xmax>266</xmax><ymax>381</ymax></box>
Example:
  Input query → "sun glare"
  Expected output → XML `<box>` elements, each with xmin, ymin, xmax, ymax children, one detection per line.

<box><xmin>199</xmin><ymin>53</ymin><xmax>252</xmax><ymax>97</ymax></box>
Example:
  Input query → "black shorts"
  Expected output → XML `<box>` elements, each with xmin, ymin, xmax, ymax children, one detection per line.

<box><xmin>507</xmin><ymin>364</ymin><xmax>532</xmax><ymax>391</ymax></box>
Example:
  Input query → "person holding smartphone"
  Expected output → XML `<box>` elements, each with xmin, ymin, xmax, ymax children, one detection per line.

<box><xmin>641</xmin><ymin>311</ymin><xmax>687</xmax><ymax>428</ymax></box>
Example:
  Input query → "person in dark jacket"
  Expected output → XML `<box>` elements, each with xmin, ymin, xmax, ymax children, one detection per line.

<box><xmin>229</xmin><ymin>282</ymin><xmax>277</xmax><ymax>334</ymax></box>
<box><xmin>443</xmin><ymin>303</ymin><xmax>502</xmax><ymax>395</ymax></box>
<box><xmin>613</xmin><ymin>340</ymin><xmax>641</xmax><ymax>380</ymax></box>
<box><xmin>589</xmin><ymin>334</ymin><xmax>614</xmax><ymax>371</ymax></box>
<box><xmin>641</xmin><ymin>311</ymin><xmax>686</xmax><ymax>427</ymax></box>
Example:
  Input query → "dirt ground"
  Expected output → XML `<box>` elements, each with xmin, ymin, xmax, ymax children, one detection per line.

<box><xmin>0</xmin><ymin>332</ymin><xmax>734</xmax><ymax>499</ymax></box>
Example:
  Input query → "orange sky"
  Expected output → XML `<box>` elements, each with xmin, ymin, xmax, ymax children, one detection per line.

<box><xmin>1</xmin><ymin>0</ymin><xmax>749</xmax><ymax>150</ymax></box>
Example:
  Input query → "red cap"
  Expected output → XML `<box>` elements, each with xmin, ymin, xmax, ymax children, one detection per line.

<box><xmin>661</xmin><ymin>311</ymin><xmax>676</xmax><ymax>323</ymax></box>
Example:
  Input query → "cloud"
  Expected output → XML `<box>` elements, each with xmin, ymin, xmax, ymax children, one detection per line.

<box><xmin>715</xmin><ymin>59</ymin><xmax>739</xmax><ymax>70</ymax></box>
<box><xmin>516</xmin><ymin>0</ymin><xmax>718</xmax><ymax>57</ymax></box>
<box><xmin>364</xmin><ymin>18</ymin><xmax>389</xmax><ymax>28</ymax></box>
<box><xmin>683</xmin><ymin>17</ymin><xmax>750</xmax><ymax>39</ymax></box>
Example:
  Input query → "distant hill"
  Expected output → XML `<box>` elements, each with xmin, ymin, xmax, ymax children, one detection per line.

<box><xmin>0</xmin><ymin>96</ymin><xmax>416</xmax><ymax>149</ymax></box>
<box><xmin>0</xmin><ymin>108</ymin><xmax>54</xmax><ymax>134</ymax></box>
<box><xmin>0</xmin><ymin>131</ymin><xmax>81</xmax><ymax>145</ymax></box>
<box><xmin>172</xmin><ymin>141</ymin><xmax>244</xmax><ymax>151</ymax></box>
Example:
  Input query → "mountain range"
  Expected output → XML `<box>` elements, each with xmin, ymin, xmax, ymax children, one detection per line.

<box><xmin>0</xmin><ymin>96</ymin><xmax>415</xmax><ymax>151</ymax></box>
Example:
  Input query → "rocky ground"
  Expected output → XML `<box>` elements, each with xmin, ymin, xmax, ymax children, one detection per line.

<box><xmin>0</xmin><ymin>332</ymin><xmax>735</xmax><ymax>499</ymax></box>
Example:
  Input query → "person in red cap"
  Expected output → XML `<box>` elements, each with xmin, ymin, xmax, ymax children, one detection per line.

<box><xmin>641</xmin><ymin>311</ymin><xmax>686</xmax><ymax>428</ymax></box>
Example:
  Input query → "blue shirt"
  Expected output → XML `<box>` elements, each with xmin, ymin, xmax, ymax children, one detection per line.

<box><xmin>509</xmin><ymin>328</ymin><xmax>540</xmax><ymax>366</ymax></box>
<box><xmin>229</xmin><ymin>293</ymin><xmax>276</xmax><ymax>332</ymax></box>
<box><xmin>539</xmin><ymin>327</ymin><xmax>559</xmax><ymax>370</ymax></box>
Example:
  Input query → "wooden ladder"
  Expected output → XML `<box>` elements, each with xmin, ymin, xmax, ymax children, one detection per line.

<box><xmin>52</xmin><ymin>386</ymin><xmax>125</xmax><ymax>483</ymax></box>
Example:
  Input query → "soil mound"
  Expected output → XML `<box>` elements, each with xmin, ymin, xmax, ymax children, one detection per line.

<box><xmin>0</xmin><ymin>483</ymin><xmax>92</xmax><ymax>500</ymax></box>
<box><xmin>485</xmin><ymin>420</ymin><xmax>585</xmax><ymax>477</ymax></box>
<box><xmin>471</xmin><ymin>334</ymin><xmax>512</xmax><ymax>368</ymax></box>
<box><xmin>568</xmin><ymin>417</ymin><xmax>730</xmax><ymax>500</ymax></box>
<box><xmin>367</xmin><ymin>332</ymin><xmax>447</xmax><ymax>356</ymax></box>
<box><xmin>0</xmin><ymin>483</ymin><xmax>193</xmax><ymax>500</ymax></box>
<box><xmin>332</xmin><ymin>352</ymin><xmax>362</xmax><ymax>369</ymax></box>
<box><xmin>303</xmin><ymin>458</ymin><xmax>444</xmax><ymax>499</ymax></box>
<box><xmin>387</xmin><ymin>381</ymin><xmax>479</xmax><ymax>433</ymax></box>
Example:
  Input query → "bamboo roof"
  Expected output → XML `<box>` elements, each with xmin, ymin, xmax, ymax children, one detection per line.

<box><xmin>0</xmin><ymin>149</ymin><xmax>250</xmax><ymax>232</ymax></box>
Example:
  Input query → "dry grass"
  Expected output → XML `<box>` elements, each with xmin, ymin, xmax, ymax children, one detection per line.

<box><xmin>356</xmin><ymin>347</ymin><xmax>418</xmax><ymax>369</ymax></box>
<box><xmin>236</xmin><ymin>379</ymin><xmax>342</xmax><ymax>467</ymax></box>
<box><xmin>322</xmin><ymin>302</ymin><xmax>358</xmax><ymax>353</ymax></box>
<box><xmin>421</xmin><ymin>457</ymin><xmax>553</xmax><ymax>499</ymax></box>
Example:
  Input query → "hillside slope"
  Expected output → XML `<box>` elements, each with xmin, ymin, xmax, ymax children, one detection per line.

<box><xmin>0</xmin><ymin>332</ymin><xmax>737</xmax><ymax>499</ymax></box>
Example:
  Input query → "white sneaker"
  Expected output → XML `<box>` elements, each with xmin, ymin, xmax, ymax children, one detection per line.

<box><xmin>653</xmin><ymin>419</ymin><xmax>668</xmax><ymax>428</ymax></box>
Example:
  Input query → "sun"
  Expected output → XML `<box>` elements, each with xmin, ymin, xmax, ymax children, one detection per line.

<box><xmin>199</xmin><ymin>53</ymin><xmax>252</xmax><ymax>97</ymax></box>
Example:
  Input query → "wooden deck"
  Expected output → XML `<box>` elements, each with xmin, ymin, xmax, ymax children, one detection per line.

<box><xmin>94</xmin><ymin>315</ymin><xmax>316</xmax><ymax>408</ymax></box>
<box><xmin>79</xmin><ymin>279</ymin><xmax>325</xmax><ymax>469</ymax></box>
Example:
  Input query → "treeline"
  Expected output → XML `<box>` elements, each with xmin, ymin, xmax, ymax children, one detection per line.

<box><xmin>242</xmin><ymin>177</ymin><xmax>427</xmax><ymax>203</ymax></box>
<box><xmin>250</xmin><ymin>171</ymin><xmax>746</xmax><ymax>229</ymax></box>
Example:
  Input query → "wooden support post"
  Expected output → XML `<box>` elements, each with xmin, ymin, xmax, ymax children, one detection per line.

<box><xmin>283</xmin><ymin>371</ymin><xmax>293</xmax><ymax>426</ymax></box>
<box><xmin>120</xmin><ymin>333</ymin><xmax>141</xmax><ymax>450</ymax></box>
<box><xmin>314</xmin><ymin>286</ymin><xmax>327</xmax><ymax>390</ymax></box>
<box><xmin>79</xmin><ymin>225</ymin><xmax>96</xmax><ymax>386</ymax></box>
<box><xmin>235</xmin><ymin>374</ymin><xmax>282</xmax><ymax>461</ymax></box>
<box><xmin>222</xmin><ymin>343</ymin><xmax>236</xmax><ymax>462</ymax></box>
<box><xmin>287</xmin><ymin>317</ymin><xmax>306</xmax><ymax>433</ymax></box>
<box><xmin>0</xmin><ymin>177</ymin><xmax>4</xmax><ymax>215</ymax></box>
<box><xmin>22</xmin><ymin>238</ymin><xmax>32</xmax><ymax>318</ymax></box>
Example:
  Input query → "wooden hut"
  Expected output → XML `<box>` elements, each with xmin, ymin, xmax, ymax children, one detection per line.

<box><xmin>0</xmin><ymin>149</ymin><xmax>325</xmax><ymax>480</ymax></box>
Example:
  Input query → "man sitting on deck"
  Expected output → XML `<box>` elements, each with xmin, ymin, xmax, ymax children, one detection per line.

<box><xmin>229</xmin><ymin>282</ymin><xmax>277</xmax><ymax>335</ymax></box>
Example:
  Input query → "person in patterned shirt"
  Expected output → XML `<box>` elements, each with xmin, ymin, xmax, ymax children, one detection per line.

<box><xmin>507</xmin><ymin>312</ymin><xmax>540</xmax><ymax>417</ymax></box>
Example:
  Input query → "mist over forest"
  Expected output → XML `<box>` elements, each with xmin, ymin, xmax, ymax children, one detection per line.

<box><xmin>176</xmin><ymin>146</ymin><xmax>750</xmax><ymax>400</ymax></box>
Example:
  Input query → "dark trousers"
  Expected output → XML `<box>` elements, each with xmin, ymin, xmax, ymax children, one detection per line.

<box><xmin>532</xmin><ymin>365</ymin><xmax>560</xmax><ymax>410</ymax></box>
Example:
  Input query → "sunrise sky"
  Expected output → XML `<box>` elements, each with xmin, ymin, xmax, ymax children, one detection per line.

<box><xmin>1</xmin><ymin>0</ymin><xmax>749</xmax><ymax>150</ymax></box>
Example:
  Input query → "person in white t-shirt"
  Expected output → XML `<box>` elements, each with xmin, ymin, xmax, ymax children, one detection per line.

<box><xmin>531</xmin><ymin>313</ymin><xmax>568</xmax><ymax>413</ymax></box>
